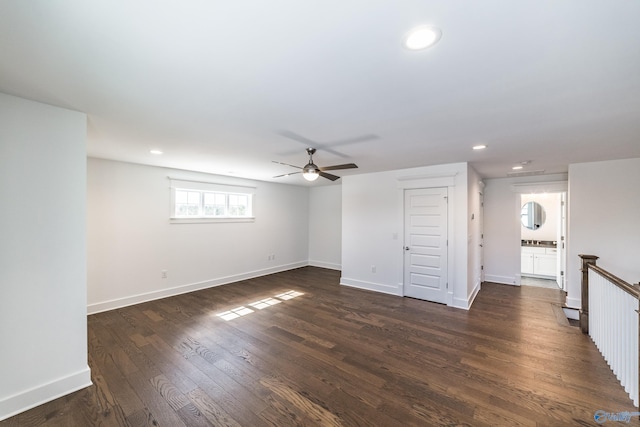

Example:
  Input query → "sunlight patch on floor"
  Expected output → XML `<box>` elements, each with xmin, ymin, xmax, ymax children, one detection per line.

<box><xmin>250</xmin><ymin>297</ymin><xmax>281</xmax><ymax>309</ymax></box>
<box><xmin>217</xmin><ymin>306</ymin><xmax>254</xmax><ymax>321</ymax></box>
<box><xmin>275</xmin><ymin>290</ymin><xmax>304</xmax><ymax>300</ymax></box>
<box><xmin>216</xmin><ymin>290</ymin><xmax>304</xmax><ymax>321</ymax></box>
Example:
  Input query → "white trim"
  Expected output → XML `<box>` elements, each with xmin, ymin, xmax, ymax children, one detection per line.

<box><xmin>565</xmin><ymin>296</ymin><xmax>581</xmax><ymax>310</ymax></box>
<box><xmin>0</xmin><ymin>367</ymin><xmax>92</xmax><ymax>422</ymax></box>
<box><xmin>397</xmin><ymin>174</ymin><xmax>456</xmax><ymax>189</ymax></box>
<box><xmin>563</xmin><ymin>307</ymin><xmax>579</xmax><ymax>320</ymax></box>
<box><xmin>468</xmin><ymin>282</ymin><xmax>481</xmax><ymax>306</ymax></box>
<box><xmin>397</xmin><ymin>172</ymin><xmax>458</xmax><ymax>182</ymax></box>
<box><xmin>452</xmin><ymin>281</ymin><xmax>481</xmax><ymax>310</ymax></box>
<box><xmin>340</xmin><ymin>277</ymin><xmax>402</xmax><ymax>296</ymax></box>
<box><xmin>87</xmin><ymin>261</ymin><xmax>307</xmax><ymax>314</ymax></box>
<box><xmin>484</xmin><ymin>274</ymin><xmax>518</xmax><ymax>286</ymax></box>
<box><xmin>308</xmin><ymin>260</ymin><xmax>341</xmax><ymax>271</ymax></box>
<box><xmin>169</xmin><ymin>217</ymin><xmax>255</xmax><ymax>224</ymax></box>
<box><xmin>167</xmin><ymin>176</ymin><xmax>256</xmax><ymax>191</ymax></box>
<box><xmin>510</xmin><ymin>181</ymin><xmax>568</xmax><ymax>193</ymax></box>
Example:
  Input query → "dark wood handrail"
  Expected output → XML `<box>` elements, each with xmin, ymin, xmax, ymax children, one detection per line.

<box><xmin>588</xmin><ymin>263</ymin><xmax>640</xmax><ymax>300</ymax></box>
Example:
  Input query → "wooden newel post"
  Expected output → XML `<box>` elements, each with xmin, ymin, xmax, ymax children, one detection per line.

<box><xmin>578</xmin><ymin>254</ymin><xmax>599</xmax><ymax>334</ymax></box>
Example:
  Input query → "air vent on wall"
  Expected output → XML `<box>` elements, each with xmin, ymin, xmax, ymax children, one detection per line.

<box><xmin>507</xmin><ymin>169</ymin><xmax>546</xmax><ymax>177</ymax></box>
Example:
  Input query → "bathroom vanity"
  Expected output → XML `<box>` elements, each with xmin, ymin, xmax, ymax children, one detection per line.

<box><xmin>521</xmin><ymin>241</ymin><xmax>557</xmax><ymax>278</ymax></box>
<box><xmin>520</xmin><ymin>200</ymin><xmax>559</xmax><ymax>279</ymax></box>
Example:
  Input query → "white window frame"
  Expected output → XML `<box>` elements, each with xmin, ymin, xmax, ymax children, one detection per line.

<box><xmin>169</xmin><ymin>178</ymin><xmax>255</xmax><ymax>224</ymax></box>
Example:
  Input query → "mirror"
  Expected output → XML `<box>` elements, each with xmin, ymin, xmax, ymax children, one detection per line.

<box><xmin>521</xmin><ymin>201</ymin><xmax>546</xmax><ymax>230</ymax></box>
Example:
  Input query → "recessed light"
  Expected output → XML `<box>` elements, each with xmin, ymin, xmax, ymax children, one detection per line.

<box><xmin>150</xmin><ymin>150</ymin><xmax>163</xmax><ymax>155</ymax></box>
<box><xmin>472</xmin><ymin>144</ymin><xmax>487</xmax><ymax>150</ymax></box>
<box><xmin>404</xmin><ymin>26</ymin><xmax>442</xmax><ymax>50</ymax></box>
<box><xmin>512</xmin><ymin>165</ymin><xmax>523</xmax><ymax>170</ymax></box>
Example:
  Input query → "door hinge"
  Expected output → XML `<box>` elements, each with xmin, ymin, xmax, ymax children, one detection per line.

<box><xmin>481</xmin><ymin>265</ymin><xmax>484</xmax><ymax>270</ymax></box>
<box><xmin>446</xmin><ymin>282</ymin><xmax>449</xmax><ymax>289</ymax></box>
<box><xmin>560</xmin><ymin>270</ymin><xmax>564</xmax><ymax>276</ymax></box>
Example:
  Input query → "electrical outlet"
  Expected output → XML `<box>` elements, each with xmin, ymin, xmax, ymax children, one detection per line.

<box><xmin>161</xmin><ymin>270</ymin><xmax>167</xmax><ymax>279</ymax></box>
<box><xmin>371</xmin><ymin>265</ymin><xmax>376</xmax><ymax>273</ymax></box>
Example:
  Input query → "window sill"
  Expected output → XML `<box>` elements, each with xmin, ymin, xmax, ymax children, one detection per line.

<box><xmin>170</xmin><ymin>217</ymin><xmax>255</xmax><ymax>224</ymax></box>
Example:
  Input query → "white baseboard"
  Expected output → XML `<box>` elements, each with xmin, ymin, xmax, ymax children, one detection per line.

<box><xmin>0</xmin><ymin>367</ymin><xmax>92</xmax><ymax>422</ymax></box>
<box><xmin>452</xmin><ymin>281</ymin><xmax>482</xmax><ymax>310</ymax></box>
<box><xmin>563</xmin><ymin>307</ymin><xmax>579</xmax><ymax>320</ymax></box>
<box><xmin>87</xmin><ymin>261</ymin><xmax>308</xmax><ymax>314</ymax></box>
<box><xmin>340</xmin><ymin>277</ymin><xmax>402</xmax><ymax>296</ymax></box>
<box><xmin>467</xmin><ymin>281</ymin><xmax>482</xmax><ymax>308</ymax></box>
<box><xmin>452</xmin><ymin>297</ymin><xmax>470</xmax><ymax>310</ymax></box>
<box><xmin>565</xmin><ymin>296</ymin><xmax>581</xmax><ymax>311</ymax></box>
<box><xmin>308</xmin><ymin>260</ymin><xmax>341</xmax><ymax>271</ymax></box>
<box><xmin>484</xmin><ymin>274</ymin><xmax>517</xmax><ymax>286</ymax></box>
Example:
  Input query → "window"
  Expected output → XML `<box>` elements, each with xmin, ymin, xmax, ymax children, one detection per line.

<box><xmin>169</xmin><ymin>178</ymin><xmax>255</xmax><ymax>223</ymax></box>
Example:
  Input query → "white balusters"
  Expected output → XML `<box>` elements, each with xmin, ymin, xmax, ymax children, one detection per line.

<box><xmin>589</xmin><ymin>269</ymin><xmax>639</xmax><ymax>406</ymax></box>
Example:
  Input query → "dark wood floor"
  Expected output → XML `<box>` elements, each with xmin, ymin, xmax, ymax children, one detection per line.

<box><xmin>3</xmin><ymin>267</ymin><xmax>638</xmax><ymax>426</ymax></box>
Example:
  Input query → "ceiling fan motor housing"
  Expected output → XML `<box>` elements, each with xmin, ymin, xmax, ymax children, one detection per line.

<box><xmin>303</xmin><ymin>162</ymin><xmax>319</xmax><ymax>175</ymax></box>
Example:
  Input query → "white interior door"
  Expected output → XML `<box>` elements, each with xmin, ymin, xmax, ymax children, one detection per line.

<box><xmin>558</xmin><ymin>192</ymin><xmax>567</xmax><ymax>290</ymax></box>
<box><xmin>479</xmin><ymin>190</ymin><xmax>485</xmax><ymax>284</ymax></box>
<box><xmin>403</xmin><ymin>187</ymin><xmax>448</xmax><ymax>304</ymax></box>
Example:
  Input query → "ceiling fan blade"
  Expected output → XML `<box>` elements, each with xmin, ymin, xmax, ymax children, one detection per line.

<box><xmin>319</xmin><ymin>163</ymin><xmax>358</xmax><ymax>171</ymax></box>
<box><xmin>273</xmin><ymin>172</ymin><xmax>301</xmax><ymax>178</ymax></box>
<box><xmin>277</xmin><ymin>130</ymin><xmax>317</xmax><ymax>146</ymax></box>
<box><xmin>330</xmin><ymin>134</ymin><xmax>379</xmax><ymax>147</ymax></box>
<box><xmin>272</xmin><ymin>160</ymin><xmax>302</xmax><ymax>169</ymax></box>
<box><xmin>319</xmin><ymin>171</ymin><xmax>341</xmax><ymax>181</ymax></box>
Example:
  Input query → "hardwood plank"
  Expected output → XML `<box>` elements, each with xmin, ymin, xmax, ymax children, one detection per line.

<box><xmin>187</xmin><ymin>388</ymin><xmax>241</xmax><ymax>427</ymax></box>
<box><xmin>3</xmin><ymin>267</ymin><xmax>639</xmax><ymax>426</ymax></box>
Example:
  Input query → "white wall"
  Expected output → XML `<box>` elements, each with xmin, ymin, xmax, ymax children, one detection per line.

<box><xmin>87</xmin><ymin>158</ymin><xmax>310</xmax><ymax>313</ymax></box>
<box><xmin>483</xmin><ymin>173</ymin><xmax>568</xmax><ymax>285</ymax></box>
<box><xmin>308</xmin><ymin>185</ymin><xmax>342</xmax><ymax>270</ymax></box>
<box><xmin>521</xmin><ymin>193</ymin><xmax>561</xmax><ymax>242</ymax></box>
<box><xmin>341</xmin><ymin>162</ymin><xmax>477</xmax><ymax>309</ymax></box>
<box><xmin>0</xmin><ymin>93</ymin><xmax>91</xmax><ymax>420</ymax></box>
<box><xmin>566</xmin><ymin>158</ymin><xmax>640</xmax><ymax>309</ymax></box>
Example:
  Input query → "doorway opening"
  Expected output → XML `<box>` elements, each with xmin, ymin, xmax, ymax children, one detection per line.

<box><xmin>519</xmin><ymin>192</ymin><xmax>567</xmax><ymax>290</ymax></box>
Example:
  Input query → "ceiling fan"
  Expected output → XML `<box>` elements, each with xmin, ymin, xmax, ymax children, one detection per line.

<box><xmin>273</xmin><ymin>148</ymin><xmax>358</xmax><ymax>182</ymax></box>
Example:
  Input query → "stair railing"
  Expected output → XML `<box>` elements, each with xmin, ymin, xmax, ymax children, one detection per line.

<box><xmin>579</xmin><ymin>254</ymin><xmax>640</xmax><ymax>407</ymax></box>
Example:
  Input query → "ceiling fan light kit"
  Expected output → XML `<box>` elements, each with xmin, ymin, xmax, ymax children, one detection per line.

<box><xmin>302</xmin><ymin>148</ymin><xmax>320</xmax><ymax>181</ymax></box>
<box><xmin>302</xmin><ymin>166</ymin><xmax>320</xmax><ymax>181</ymax></box>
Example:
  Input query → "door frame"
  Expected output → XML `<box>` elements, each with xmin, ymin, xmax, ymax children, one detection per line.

<box><xmin>397</xmin><ymin>174</ymin><xmax>456</xmax><ymax>307</ymax></box>
<box><xmin>510</xmin><ymin>181</ymin><xmax>569</xmax><ymax>287</ymax></box>
<box><xmin>403</xmin><ymin>187</ymin><xmax>449</xmax><ymax>304</ymax></box>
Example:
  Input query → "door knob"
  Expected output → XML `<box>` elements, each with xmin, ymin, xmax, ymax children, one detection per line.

<box><xmin>404</xmin><ymin>246</ymin><xmax>410</xmax><ymax>251</ymax></box>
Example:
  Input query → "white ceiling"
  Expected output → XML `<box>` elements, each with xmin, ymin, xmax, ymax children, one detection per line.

<box><xmin>1</xmin><ymin>1</ymin><xmax>639</xmax><ymax>185</ymax></box>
